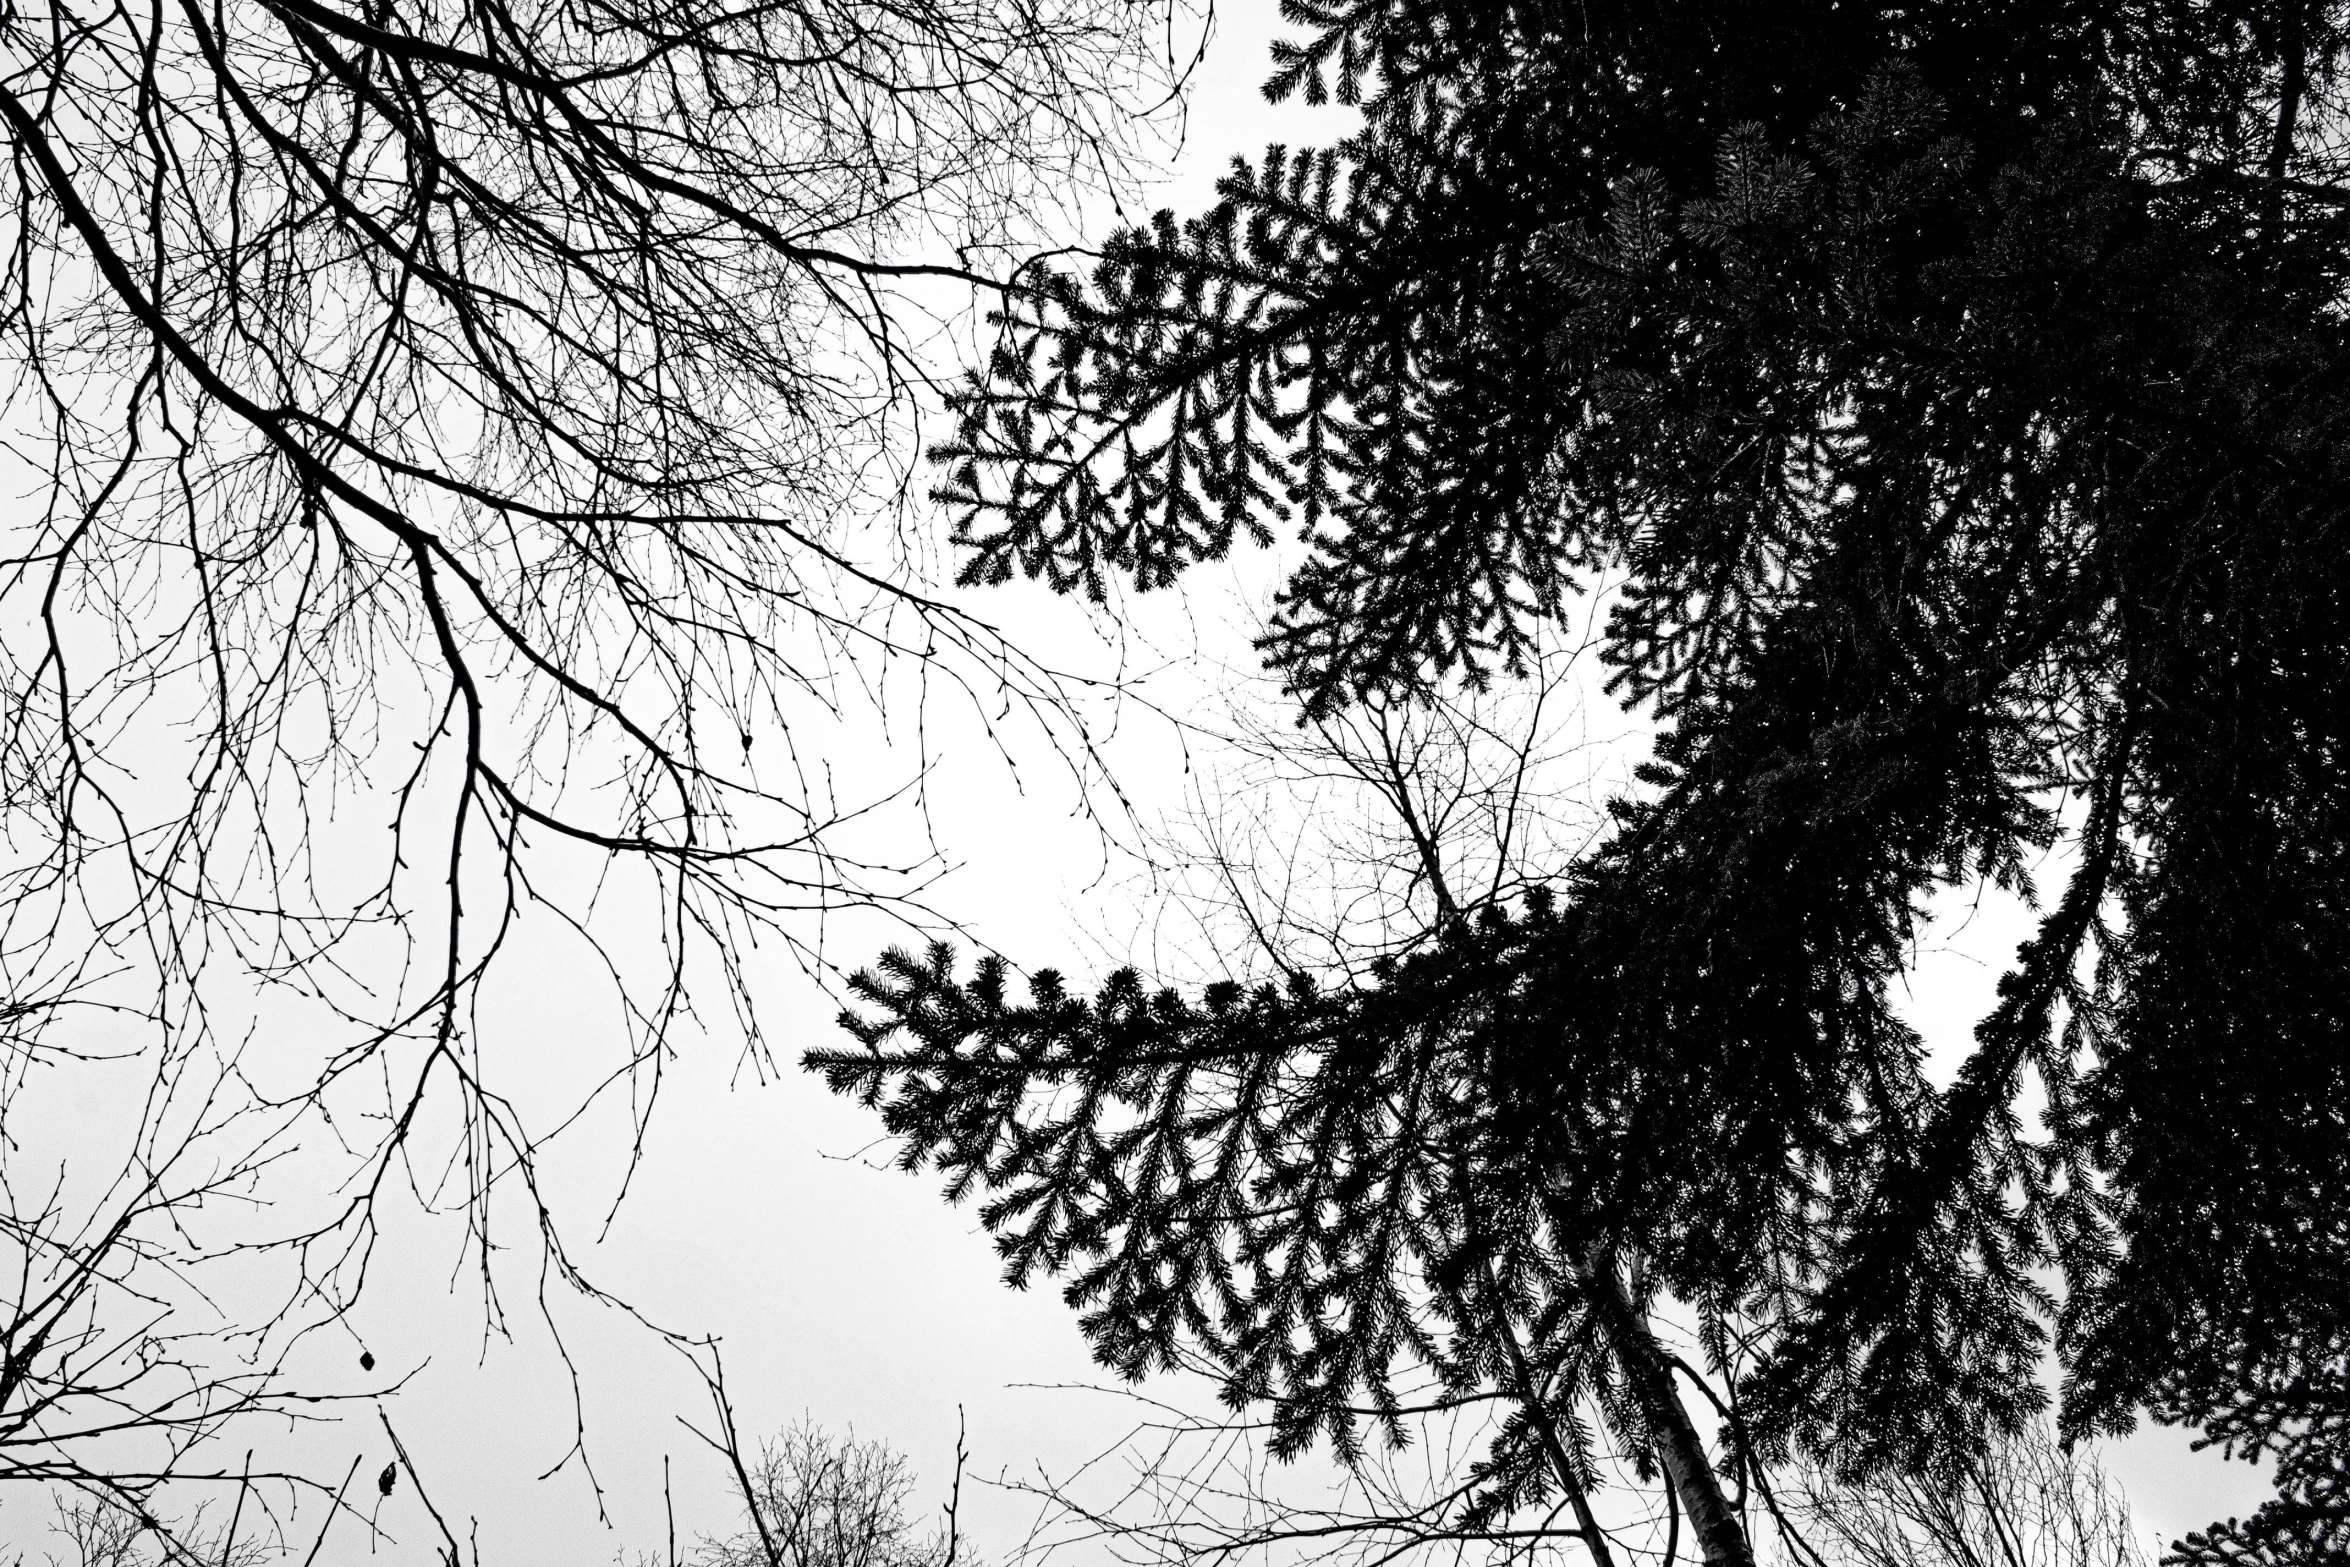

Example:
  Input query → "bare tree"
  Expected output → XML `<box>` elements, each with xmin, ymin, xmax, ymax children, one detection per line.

<box><xmin>1112</xmin><ymin>610</ymin><xmax>1632</xmax><ymax>987</ymax></box>
<box><xmin>979</xmin><ymin>1394</ymin><xmax>2152</xmax><ymax>1567</ymax></box>
<box><xmin>686</xmin><ymin>1414</ymin><xmax>966</xmax><ymax>1567</ymax></box>
<box><xmin>1</xmin><ymin>0</ymin><xmax>1192</xmax><ymax>1542</ymax></box>
<box><xmin>4</xmin><ymin>1491</ymin><xmax>277</xmax><ymax>1567</ymax></box>
<box><xmin>983</xmin><ymin>1379</ymin><xmax>1656</xmax><ymax>1567</ymax></box>
<box><xmin>1765</xmin><ymin>1421</ymin><xmax>2149</xmax><ymax>1567</ymax></box>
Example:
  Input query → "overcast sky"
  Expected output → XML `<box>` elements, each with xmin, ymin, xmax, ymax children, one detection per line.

<box><xmin>199</xmin><ymin>12</ymin><xmax>1383</xmax><ymax>1561</ymax></box>
<box><xmin>524</xmin><ymin>0</ymin><xmax>2271</xmax><ymax>1545</ymax></box>
<box><xmin>315</xmin><ymin>7</ymin><xmax>2271</xmax><ymax>1558</ymax></box>
<box><xmin>1</xmin><ymin>5</ymin><xmax>2278</xmax><ymax>1561</ymax></box>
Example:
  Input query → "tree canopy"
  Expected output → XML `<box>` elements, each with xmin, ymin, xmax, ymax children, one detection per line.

<box><xmin>817</xmin><ymin>2</ymin><xmax>2350</xmax><ymax>1562</ymax></box>
<box><xmin>0</xmin><ymin>0</ymin><xmax>1186</xmax><ymax>1537</ymax></box>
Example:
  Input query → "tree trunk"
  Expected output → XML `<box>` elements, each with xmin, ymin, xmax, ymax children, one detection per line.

<box><xmin>1579</xmin><ymin>1250</ymin><xmax>1755</xmax><ymax>1567</ymax></box>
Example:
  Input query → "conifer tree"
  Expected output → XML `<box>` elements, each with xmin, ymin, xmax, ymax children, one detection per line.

<box><xmin>814</xmin><ymin>3</ymin><xmax>2350</xmax><ymax>1561</ymax></box>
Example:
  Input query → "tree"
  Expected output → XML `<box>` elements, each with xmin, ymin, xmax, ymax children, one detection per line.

<box><xmin>1773</xmin><ymin>1418</ymin><xmax>2148</xmax><ymax>1567</ymax></box>
<box><xmin>1</xmin><ymin>0</ymin><xmax>1192</xmax><ymax>1537</ymax></box>
<box><xmin>983</xmin><ymin>1392</ymin><xmax>2152</xmax><ymax>1567</ymax></box>
<box><xmin>1114</xmin><ymin>619</ymin><xmax>1619</xmax><ymax>987</ymax></box>
<box><xmin>2</xmin><ymin>1492</ymin><xmax>275</xmax><ymax>1567</ymax></box>
<box><xmin>984</xmin><ymin>1379</ymin><xmax>1676</xmax><ymax>1567</ymax></box>
<box><xmin>815</xmin><ymin>633</ymin><xmax>1765</xmax><ymax>1567</ymax></box>
<box><xmin>688</xmin><ymin>1417</ymin><xmax>966</xmax><ymax>1567</ymax></box>
<box><xmin>820</xmin><ymin>1</ymin><xmax>2350</xmax><ymax>1561</ymax></box>
<box><xmin>2155</xmin><ymin>1326</ymin><xmax>2348</xmax><ymax>1567</ymax></box>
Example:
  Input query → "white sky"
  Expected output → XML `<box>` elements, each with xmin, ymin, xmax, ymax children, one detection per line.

<box><xmin>1</xmin><ymin>3</ymin><xmax>2279</xmax><ymax>1560</ymax></box>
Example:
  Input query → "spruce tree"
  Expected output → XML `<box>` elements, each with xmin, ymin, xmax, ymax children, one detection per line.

<box><xmin>813</xmin><ymin>2</ymin><xmax>2350</xmax><ymax>1560</ymax></box>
